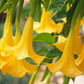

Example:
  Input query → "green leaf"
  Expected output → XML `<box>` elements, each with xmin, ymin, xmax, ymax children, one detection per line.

<box><xmin>62</xmin><ymin>0</ymin><xmax>79</xmax><ymax>37</ymax></box>
<box><xmin>48</xmin><ymin>0</ymin><xmax>67</xmax><ymax>17</ymax></box>
<box><xmin>71</xmin><ymin>0</ymin><xmax>84</xmax><ymax>28</ymax></box>
<box><xmin>51</xmin><ymin>0</ymin><xmax>55</xmax><ymax>5</ymax></box>
<box><xmin>0</xmin><ymin>0</ymin><xmax>19</xmax><ymax>13</ymax></box>
<box><xmin>36</xmin><ymin>48</ymin><xmax>48</xmax><ymax>55</ymax></box>
<box><xmin>46</xmin><ymin>47</ymin><xmax>62</xmax><ymax>58</ymax></box>
<box><xmin>0</xmin><ymin>0</ymin><xmax>7</xmax><ymax>10</ymax></box>
<box><xmin>33</xmin><ymin>33</ymin><xmax>55</xmax><ymax>44</ymax></box>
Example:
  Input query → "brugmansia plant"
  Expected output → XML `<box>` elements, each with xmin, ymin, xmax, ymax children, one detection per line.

<box><xmin>0</xmin><ymin>0</ymin><xmax>84</xmax><ymax>84</ymax></box>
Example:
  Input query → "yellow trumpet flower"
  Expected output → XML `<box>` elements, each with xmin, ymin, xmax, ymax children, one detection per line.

<box><xmin>53</xmin><ymin>16</ymin><xmax>83</xmax><ymax>55</ymax></box>
<box><xmin>75</xmin><ymin>17</ymin><xmax>84</xmax><ymax>71</ymax></box>
<box><xmin>0</xmin><ymin>13</ymin><xmax>14</xmax><ymax>49</ymax></box>
<box><xmin>34</xmin><ymin>8</ymin><xmax>66</xmax><ymax>33</ymax></box>
<box><xmin>1</xmin><ymin>14</ymin><xmax>38</xmax><ymax>77</ymax></box>
<box><xmin>1</xmin><ymin>57</ymin><xmax>38</xmax><ymax>77</ymax></box>
<box><xmin>0</xmin><ymin>12</ymin><xmax>14</xmax><ymax>69</ymax></box>
<box><xmin>4</xmin><ymin>16</ymin><xmax>45</xmax><ymax>63</ymax></box>
<box><xmin>75</xmin><ymin>45</ymin><xmax>84</xmax><ymax>71</ymax></box>
<box><xmin>46</xmin><ymin>23</ymin><xmax>83</xmax><ymax>77</ymax></box>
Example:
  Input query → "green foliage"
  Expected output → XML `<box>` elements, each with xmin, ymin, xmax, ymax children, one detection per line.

<box><xmin>48</xmin><ymin>0</ymin><xmax>67</xmax><ymax>17</ymax></box>
<box><xmin>33</xmin><ymin>33</ymin><xmax>55</xmax><ymax>44</ymax></box>
<box><xmin>22</xmin><ymin>4</ymin><xmax>30</xmax><ymax>18</ymax></box>
<box><xmin>45</xmin><ymin>47</ymin><xmax>62</xmax><ymax>58</ymax></box>
<box><xmin>0</xmin><ymin>0</ymin><xmax>19</xmax><ymax>13</ymax></box>
<box><xmin>42</xmin><ymin>47</ymin><xmax>62</xmax><ymax>63</ymax></box>
<box><xmin>62</xmin><ymin>0</ymin><xmax>79</xmax><ymax>37</ymax></box>
<box><xmin>0</xmin><ymin>0</ymin><xmax>7</xmax><ymax>10</ymax></box>
<box><xmin>36</xmin><ymin>48</ymin><xmax>48</xmax><ymax>55</ymax></box>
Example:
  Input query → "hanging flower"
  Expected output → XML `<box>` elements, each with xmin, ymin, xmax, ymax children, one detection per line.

<box><xmin>0</xmin><ymin>12</ymin><xmax>14</xmax><ymax>69</ymax></box>
<box><xmin>53</xmin><ymin>16</ymin><xmax>83</xmax><ymax>55</ymax></box>
<box><xmin>46</xmin><ymin>19</ymin><xmax>83</xmax><ymax>77</ymax></box>
<box><xmin>1</xmin><ymin>57</ymin><xmax>38</xmax><ymax>77</ymax></box>
<box><xmin>4</xmin><ymin>16</ymin><xmax>46</xmax><ymax>64</ymax></box>
<box><xmin>75</xmin><ymin>17</ymin><xmax>84</xmax><ymax>71</ymax></box>
<box><xmin>34</xmin><ymin>8</ymin><xmax>66</xmax><ymax>33</ymax></box>
<box><xmin>0</xmin><ymin>12</ymin><xmax>38</xmax><ymax>77</ymax></box>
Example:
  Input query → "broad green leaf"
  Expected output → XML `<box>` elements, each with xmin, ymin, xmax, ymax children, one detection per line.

<box><xmin>45</xmin><ymin>47</ymin><xmax>62</xmax><ymax>58</ymax></box>
<box><xmin>33</xmin><ymin>33</ymin><xmax>55</xmax><ymax>44</ymax></box>
<box><xmin>48</xmin><ymin>0</ymin><xmax>67</xmax><ymax>17</ymax></box>
<box><xmin>36</xmin><ymin>48</ymin><xmax>48</xmax><ymax>55</ymax></box>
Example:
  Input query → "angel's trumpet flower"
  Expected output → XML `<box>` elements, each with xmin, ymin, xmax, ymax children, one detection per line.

<box><xmin>5</xmin><ymin>16</ymin><xmax>45</xmax><ymax>63</ymax></box>
<box><xmin>0</xmin><ymin>12</ymin><xmax>14</xmax><ymax>69</ymax></box>
<box><xmin>1</xmin><ymin>18</ymin><xmax>38</xmax><ymax>77</ymax></box>
<box><xmin>3</xmin><ymin>12</ymin><xmax>10</xmax><ymax>35</ymax></box>
<box><xmin>53</xmin><ymin>16</ymin><xmax>82</xmax><ymax>55</ymax></box>
<box><xmin>75</xmin><ymin>17</ymin><xmax>84</xmax><ymax>71</ymax></box>
<box><xmin>75</xmin><ymin>45</ymin><xmax>84</xmax><ymax>71</ymax></box>
<box><xmin>1</xmin><ymin>57</ymin><xmax>38</xmax><ymax>77</ymax></box>
<box><xmin>34</xmin><ymin>8</ymin><xmax>66</xmax><ymax>33</ymax></box>
<box><xmin>1</xmin><ymin>57</ymin><xmax>26</xmax><ymax>77</ymax></box>
<box><xmin>46</xmin><ymin>25</ymin><xmax>83</xmax><ymax>77</ymax></box>
<box><xmin>0</xmin><ymin>13</ymin><xmax>14</xmax><ymax>49</ymax></box>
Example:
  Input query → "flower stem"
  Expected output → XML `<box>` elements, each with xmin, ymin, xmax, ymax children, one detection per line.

<box><xmin>46</xmin><ymin>71</ymin><xmax>52</xmax><ymax>84</ymax></box>
<box><xmin>63</xmin><ymin>75</ymin><xmax>70</xmax><ymax>84</ymax></box>
<box><xmin>15</xmin><ymin>0</ymin><xmax>24</xmax><ymax>26</ymax></box>
<box><xmin>29</xmin><ymin>63</ymin><xmax>41</xmax><ymax>84</ymax></box>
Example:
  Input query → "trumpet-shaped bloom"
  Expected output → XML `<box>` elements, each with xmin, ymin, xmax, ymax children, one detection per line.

<box><xmin>1</xmin><ymin>15</ymin><xmax>38</xmax><ymax>77</ymax></box>
<box><xmin>34</xmin><ymin>9</ymin><xmax>66</xmax><ymax>33</ymax></box>
<box><xmin>46</xmin><ymin>27</ymin><xmax>83</xmax><ymax>77</ymax></box>
<box><xmin>0</xmin><ymin>13</ymin><xmax>14</xmax><ymax>69</ymax></box>
<box><xmin>53</xmin><ymin>16</ymin><xmax>83</xmax><ymax>55</ymax></box>
<box><xmin>1</xmin><ymin>57</ymin><xmax>38</xmax><ymax>77</ymax></box>
<box><xmin>75</xmin><ymin>17</ymin><xmax>84</xmax><ymax>71</ymax></box>
<box><xmin>4</xmin><ymin>16</ymin><xmax>45</xmax><ymax>63</ymax></box>
<box><xmin>75</xmin><ymin>45</ymin><xmax>84</xmax><ymax>71</ymax></box>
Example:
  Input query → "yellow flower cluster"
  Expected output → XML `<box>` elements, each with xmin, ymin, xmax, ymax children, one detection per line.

<box><xmin>1</xmin><ymin>6</ymin><xmax>83</xmax><ymax>78</ymax></box>
<box><xmin>0</xmin><ymin>12</ymin><xmax>39</xmax><ymax>78</ymax></box>
<box><xmin>46</xmin><ymin>16</ymin><xmax>84</xmax><ymax>77</ymax></box>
